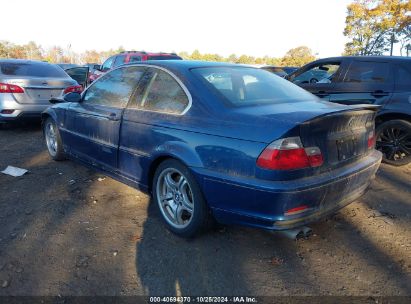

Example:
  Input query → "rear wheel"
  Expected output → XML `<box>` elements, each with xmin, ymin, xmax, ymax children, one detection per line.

<box><xmin>376</xmin><ymin>119</ymin><xmax>411</xmax><ymax>166</ymax></box>
<box><xmin>152</xmin><ymin>159</ymin><xmax>211</xmax><ymax>238</ymax></box>
<box><xmin>44</xmin><ymin>117</ymin><xmax>65</xmax><ymax>161</ymax></box>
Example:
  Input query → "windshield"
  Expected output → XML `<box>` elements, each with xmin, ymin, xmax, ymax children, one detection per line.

<box><xmin>192</xmin><ymin>66</ymin><xmax>316</xmax><ymax>107</ymax></box>
<box><xmin>0</xmin><ymin>62</ymin><xmax>69</xmax><ymax>78</ymax></box>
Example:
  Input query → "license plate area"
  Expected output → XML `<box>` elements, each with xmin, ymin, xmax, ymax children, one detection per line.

<box><xmin>27</xmin><ymin>89</ymin><xmax>62</xmax><ymax>100</ymax></box>
<box><xmin>336</xmin><ymin>136</ymin><xmax>360</xmax><ymax>161</ymax></box>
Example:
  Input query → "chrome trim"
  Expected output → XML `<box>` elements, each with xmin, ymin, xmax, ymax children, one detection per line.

<box><xmin>81</xmin><ymin>64</ymin><xmax>193</xmax><ymax>116</ymax></box>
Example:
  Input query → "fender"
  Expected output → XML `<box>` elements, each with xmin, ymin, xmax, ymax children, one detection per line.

<box><xmin>152</xmin><ymin>140</ymin><xmax>204</xmax><ymax>168</ymax></box>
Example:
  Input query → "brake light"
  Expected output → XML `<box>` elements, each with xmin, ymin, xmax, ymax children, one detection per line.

<box><xmin>368</xmin><ymin>130</ymin><xmax>376</xmax><ymax>149</ymax></box>
<box><xmin>257</xmin><ymin>137</ymin><xmax>324</xmax><ymax>170</ymax></box>
<box><xmin>63</xmin><ymin>85</ymin><xmax>83</xmax><ymax>94</ymax></box>
<box><xmin>0</xmin><ymin>83</ymin><xmax>24</xmax><ymax>94</ymax></box>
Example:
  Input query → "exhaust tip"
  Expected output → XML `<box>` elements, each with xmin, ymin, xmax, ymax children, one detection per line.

<box><xmin>274</xmin><ymin>226</ymin><xmax>313</xmax><ymax>240</ymax></box>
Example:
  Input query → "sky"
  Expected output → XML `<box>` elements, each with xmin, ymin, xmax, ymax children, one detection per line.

<box><xmin>1</xmin><ymin>0</ymin><xmax>355</xmax><ymax>59</ymax></box>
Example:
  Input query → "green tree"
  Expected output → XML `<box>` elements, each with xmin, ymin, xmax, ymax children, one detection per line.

<box><xmin>281</xmin><ymin>46</ymin><xmax>316</xmax><ymax>67</ymax></box>
<box><xmin>24</xmin><ymin>41</ymin><xmax>43</xmax><ymax>60</ymax></box>
<box><xmin>343</xmin><ymin>0</ymin><xmax>411</xmax><ymax>56</ymax></box>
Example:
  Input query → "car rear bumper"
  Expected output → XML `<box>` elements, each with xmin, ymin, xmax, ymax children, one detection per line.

<box><xmin>192</xmin><ymin>150</ymin><xmax>382</xmax><ymax>230</ymax></box>
<box><xmin>0</xmin><ymin>96</ymin><xmax>50</xmax><ymax>122</ymax></box>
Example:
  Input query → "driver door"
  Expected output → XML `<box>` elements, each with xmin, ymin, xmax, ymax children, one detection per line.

<box><xmin>64</xmin><ymin>66</ymin><xmax>89</xmax><ymax>88</ymax></box>
<box><xmin>289</xmin><ymin>60</ymin><xmax>348</xmax><ymax>100</ymax></box>
<box><xmin>63</xmin><ymin>66</ymin><xmax>146</xmax><ymax>171</ymax></box>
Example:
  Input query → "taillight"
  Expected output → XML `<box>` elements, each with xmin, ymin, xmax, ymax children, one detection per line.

<box><xmin>63</xmin><ymin>85</ymin><xmax>83</xmax><ymax>94</ymax></box>
<box><xmin>368</xmin><ymin>130</ymin><xmax>376</xmax><ymax>149</ymax></box>
<box><xmin>257</xmin><ymin>137</ymin><xmax>324</xmax><ymax>170</ymax></box>
<box><xmin>0</xmin><ymin>83</ymin><xmax>24</xmax><ymax>94</ymax></box>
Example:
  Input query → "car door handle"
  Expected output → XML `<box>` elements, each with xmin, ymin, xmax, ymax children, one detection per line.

<box><xmin>316</xmin><ymin>91</ymin><xmax>329</xmax><ymax>97</ymax></box>
<box><xmin>107</xmin><ymin>113</ymin><xmax>120</xmax><ymax>121</ymax></box>
<box><xmin>371</xmin><ymin>90</ymin><xmax>389</xmax><ymax>97</ymax></box>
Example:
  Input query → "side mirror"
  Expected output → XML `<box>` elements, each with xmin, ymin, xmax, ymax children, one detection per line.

<box><xmin>64</xmin><ymin>92</ymin><xmax>82</xmax><ymax>103</ymax></box>
<box><xmin>49</xmin><ymin>92</ymin><xmax>82</xmax><ymax>104</ymax></box>
<box><xmin>93</xmin><ymin>64</ymin><xmax>101</xmax><ymax>71</ymax></box>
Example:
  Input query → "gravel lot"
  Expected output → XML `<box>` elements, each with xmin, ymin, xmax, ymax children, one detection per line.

<box><xmin>0</xmin><ymin>123</ymin><xmax>410</xmax><ymax>296</ymax></box>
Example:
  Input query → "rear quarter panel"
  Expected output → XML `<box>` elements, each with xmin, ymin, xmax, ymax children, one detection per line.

<box><xmin>118</xmin><ymin>109</ymin><xmax>267</xmax><ymax>189</ymax></box>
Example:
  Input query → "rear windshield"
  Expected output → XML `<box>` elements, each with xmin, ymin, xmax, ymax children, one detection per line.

<box><xmin>192</xmin><ymin>66</ymin><xmax>316</xmax><ymax>107</ymax></box>
<box><xmin>147</xmin><ymin>55</ymin><xmax>182</xmax><ymax>60</ymax></box>
<box><xmin>0</xmin><ymin>62</ymin><xmax>68</xmax><ymax>78</ymax></box>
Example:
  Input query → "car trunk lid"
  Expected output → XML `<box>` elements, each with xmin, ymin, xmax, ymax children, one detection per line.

<box><xmin>3</xmin><ymin>77</ymin><xmax>76</xmax><ymax>105</ymax></box>
<box><xmin>298</xmin><ymin>107</ymin><xmax>377</xmax><ymax>171</ymax></box>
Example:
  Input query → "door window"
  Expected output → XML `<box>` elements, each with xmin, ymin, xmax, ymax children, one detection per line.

<box><xmin>101</xmin><ymin>56</ymin><xmax>115</xmax><ymax>72</ymax></box>
<box><xmin>394</xmin><ymin>65</ymin><xmax>411</xmax><ymax>86</ymax></box>
<box><xmin>132</xmin><ymin>68</ymin><xmax>190</xmax><ymax>114</ymax></box>
<box><xmin>343</xmin><ymin>61</ymin><xmax>390</xmax><ymax>84</ymax></box>
<box><xmin>83</xmin><ymin>66</ymin><xmax>145</xmax><ymax>108</ymax></box>
<box><xmin>292</xmin><ymin>63</ymin><xmax>341</xmax><ymax>84</ymax></box>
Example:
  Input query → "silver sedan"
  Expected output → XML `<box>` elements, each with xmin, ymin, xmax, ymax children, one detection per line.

<box><xmin>0</xmin><ymin>59</ymin><xmax>81</xmax><ymax>123</ymax></box>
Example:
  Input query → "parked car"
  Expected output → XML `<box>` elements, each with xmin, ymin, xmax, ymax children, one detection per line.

<box><xmin>88</xmin><ymin>51</ymin><xmax>182</xmax><ymax>84</ymax></box>
<box><xmin>56</xmin><ymin>64</ymin><xmax>89</xmax><ymax>88</ymax></box>
<box><xmin>259</xmin><ymin>66</ymin><xmax>288</xmax><ymax>77</ymax></box>
<box><xmin>56</xmin><ymin>63</ymin><xmax>80</xmax><ymax>70</ymax></box>
<box><xmin>42</xmin><ymin>61</ymin><xmax>381</xmax><ymax>237</ymax></box>
<box><xmin>287</xmin><ymin>56</ymin><xmax>411</xmax><ymax>166</ymax></box>
<box><xmin>282</xmin><ymin>66</ymin><xmax>298</xmax><ymax>74</ymax></box>
<box><xmin>0</xmin><ymin>59</ymin><xmax>81</xmax><ymax>123</ymax></box>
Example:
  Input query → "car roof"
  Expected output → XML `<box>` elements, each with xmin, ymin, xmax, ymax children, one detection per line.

<box><xmin>129</xmin><ymin>60</ymin><xmax>252</xmax><ymax>70</ymax></box>
<box><xmin>0</xmin><ymin>59</ymin><xmax>52</xmax><ymax>65</ymax></box>
<box><xmin>314</xmin><ymin>56</ymin><xmax>411</xmax><ymax>63</ymax></box>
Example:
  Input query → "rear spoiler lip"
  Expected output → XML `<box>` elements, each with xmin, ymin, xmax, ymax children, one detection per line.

<box><xmin>297</xmin><ymin>104</ymin><xmax>380</xmax><ymax>128</ymax></box>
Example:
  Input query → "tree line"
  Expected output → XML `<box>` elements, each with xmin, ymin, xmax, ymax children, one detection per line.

<box><xmin>0</xmin><ymin>40</ymin><xmax>317</xmax><ymax>67</ymax></box>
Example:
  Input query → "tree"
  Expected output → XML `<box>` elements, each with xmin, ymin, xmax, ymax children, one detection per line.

<box><xmin>81</xmin><ymin>50</ymin><xmax>101</xmax><ymax>64</ymax></box>
<box><xmin>24</xmin><ymin>41</ymin><xmax>43</xmax><ymax>60</ymax></box>
<box><xmin>0</xmin><ymin>41</ymin><xmax>12</xmax><ymax>58</ymax></box>
<box><xmin>376</xmin><ymin>0</ymin><xmax>411</xmax><ymax>55</ymax></box>
<box><xmin>190</xmin><ymin>49</ymin><xmax>202</xmax><ymax>60</ymax></box>
<box><xmin>44</xmin><ymin>46</ymin><xmax>64</xmax><ymax>63</ymax></box>
<box><xmin>281</xmin><ymin>46</ymin><xmax>316</xmax><ymax>67</ymax></box>
<box><xmin>343</xmin><ymin>0</ymin><xmax>411</xmax><ymax>56</ymax></box>
<box><xmin>227</xmin><ymin>54</ymin><xmax>238</xmax><ymax>63</ymax></box>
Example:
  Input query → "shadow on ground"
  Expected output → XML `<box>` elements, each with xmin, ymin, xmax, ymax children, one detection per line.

<box><xmin>0</xmin><ymin>124</ymin><xmax>410</xmax><ymax>296</ymax></box>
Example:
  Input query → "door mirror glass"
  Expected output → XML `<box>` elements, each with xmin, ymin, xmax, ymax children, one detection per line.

<box><xmin>64</xmin><ymin>92</ymin><xmax>82</xmax><ymax>103</ymax></box>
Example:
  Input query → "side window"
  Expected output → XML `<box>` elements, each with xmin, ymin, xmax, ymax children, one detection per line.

<box><xmin>343</xmin><ymin>61</ymin><xmax>390</xmax><ymax>84</ymax></box>
<box><xmin>128</xmin><ymin>55</ymin><xmax>142</xmax><ymax>63</ymax></box>
<box><xmin>113</xmin><ymin>55</ymin><xmax>126</xmax><ymax>67</ymax></box>
<box><xmin>83</xmin><ymin>66</ymin><xmax>145</xmax><ymax>108</ymax></box>
<box><xmin>133</xmin><ymin>68</ymin><xmax>189</xmax><ymax>114</ymax></box>
<box><xmin>292</xmin><ymin>62</ymin><xmax>341</xmax><ymax>84</ymax></box>
<box><xmin>101</xmin><ymin>56</ymin><xmax>114</xmax><ymax>72</ymax></box>
<box><xmin>394</xmin><ymin>65</ymin><xmax>411</xmax><ymax>87</ymax></box>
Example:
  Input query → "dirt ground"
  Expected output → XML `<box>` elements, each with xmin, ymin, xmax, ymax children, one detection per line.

<box><xmin>0</xmin><ymin>123</ymin><xmax>410</xmax><ymax>297</ymax></box>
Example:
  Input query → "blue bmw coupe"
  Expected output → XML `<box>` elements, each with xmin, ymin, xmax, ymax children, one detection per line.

<box><xmin>42</xmin><ymin>60</ymin><xmax>382</xmax><ymax>237</ymax></box>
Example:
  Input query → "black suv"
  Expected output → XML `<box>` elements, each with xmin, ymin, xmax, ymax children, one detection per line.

<box><xmin>287</xmin><ymin>56</ymin><xmax>411</xmax><ymax>166</ymax></box>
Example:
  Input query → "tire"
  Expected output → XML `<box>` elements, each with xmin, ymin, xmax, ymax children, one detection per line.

<box><xmin>376</xmin><ymin>119</ymin><xmax>411</xmax><ymax>166</ymax></box>
<box><xmin>43</xmin><ymin>117</ymin><xmax>65</xmax><ymax>161</ymax></box>
<box><xmin>152</xmin><ymin>159</ymin><xmax>211</xmax><ymax>238</ymax></box>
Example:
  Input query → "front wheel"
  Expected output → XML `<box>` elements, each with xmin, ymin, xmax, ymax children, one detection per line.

<box><xmin>43</xmin><ymin>117</ymin><xmax>65</xmax><ymax>161</ymax></box>
<box><xmin>376</xmin><ymin>119</ymin><xmax>411</xmax><ymax>166</ymax></box>
<box><xmin>152</xmin><ymin>159</ymin><xmax>211</xmax><ymax>238</ymax></box>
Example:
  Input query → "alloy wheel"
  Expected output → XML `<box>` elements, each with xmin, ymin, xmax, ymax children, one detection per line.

<box><xmin>156</xmin><ymin>168</ymin><xmax>194</xmax><ymax>229</ymax></box>
<box><xmin>376</xmin><ymin>126</ymin><xmax>411</xmax><ymax>162</ymax></box>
